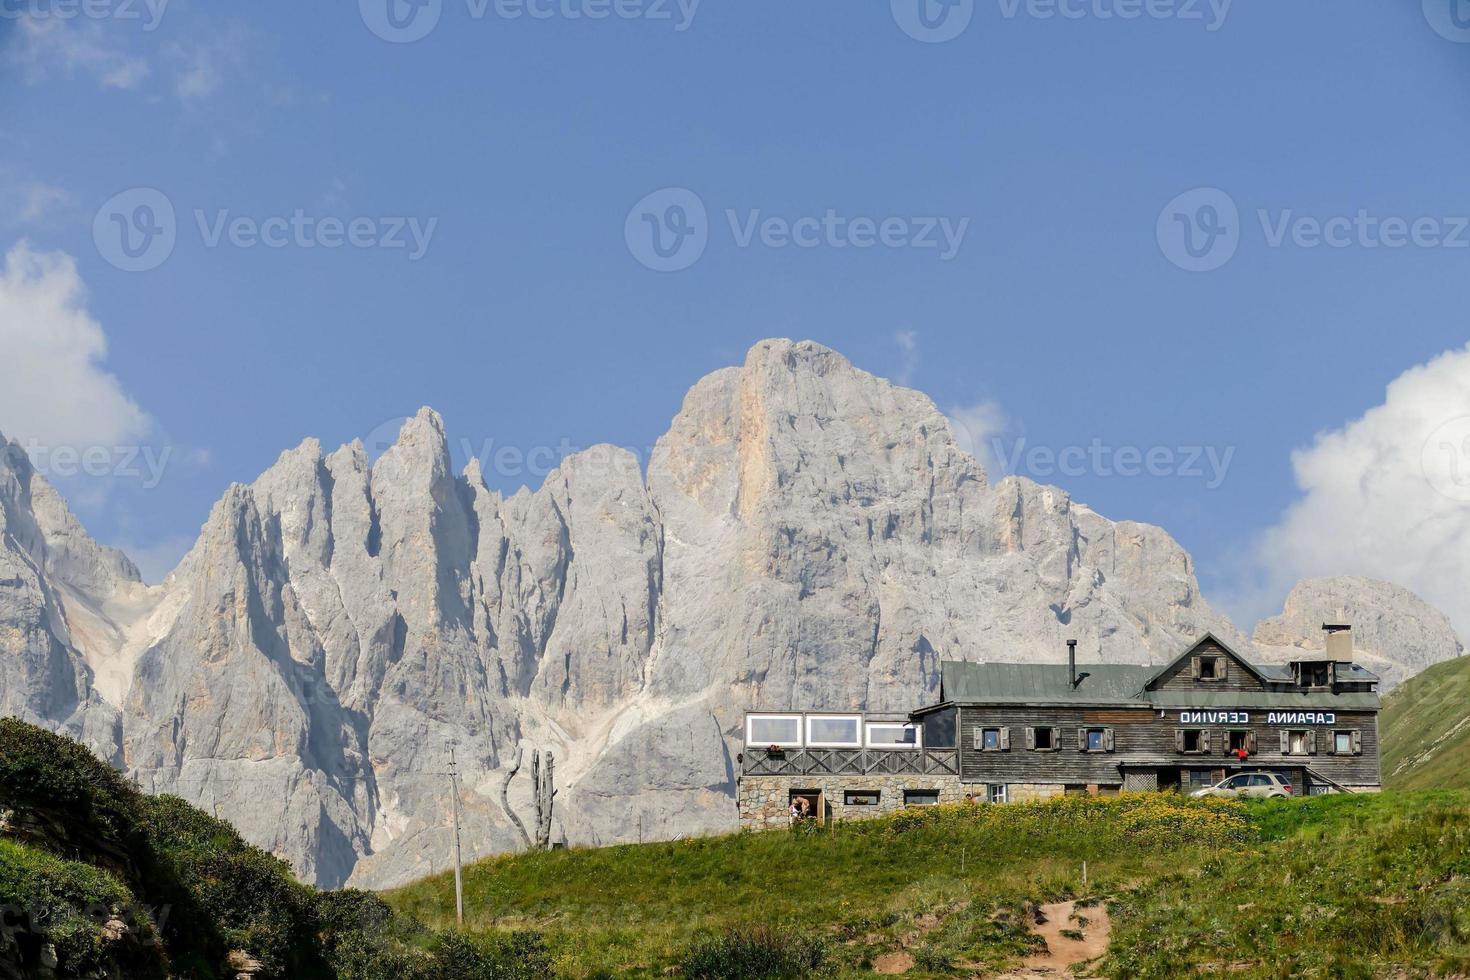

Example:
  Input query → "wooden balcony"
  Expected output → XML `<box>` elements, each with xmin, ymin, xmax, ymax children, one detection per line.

<box><xmin>741</xmin><ymin>747</ymin><xmax>960</xmax><ymax>778</ymax></box>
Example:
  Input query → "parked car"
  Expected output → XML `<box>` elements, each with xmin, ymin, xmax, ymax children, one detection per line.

<box><xmin>1190</xmin><ymin>772</ymin><xmax>1293</xmax><ymax>799</ymax></box>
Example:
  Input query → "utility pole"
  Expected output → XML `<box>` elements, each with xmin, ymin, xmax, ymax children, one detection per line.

<box><xmin>448</xmin><ymin>742</ymin><xmax>465</xmax><ymax>927</ymax></box>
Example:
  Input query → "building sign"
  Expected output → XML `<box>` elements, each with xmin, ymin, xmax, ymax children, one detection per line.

<box><xmin>1267</xmin><ymin>711</ymin><xmax>1336</xmax><ymax>725</ymax></box>
<box><xmin>1179</xmin><ymin>711</ymin><xmax>1249</xmax><ymax>724</ymax></box>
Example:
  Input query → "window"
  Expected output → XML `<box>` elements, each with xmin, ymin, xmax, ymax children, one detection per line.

<box><xmin>1228</xmin><ymin>730</ymin><xmax>1251</xmax><ymax>753</ymax></box>
<box><xmin>1199</xmin><ymin>657</ymin><xmax>1218</xmax><ymax>679</ymax></box>
<box><xmin>844</xmin><ymin>790</ymin><xmax>880</xmax><ymax>807</ymax></box>
<box><xmin>1333</xmin><ymin>731</ymin><xmax>1357</xmax><ymax>755</ymax></box>
<box><xmin>805</xmin><ymin>714</ymin><xmax>862</xmax><ymax>748</ymax></box>
<box><xmin>1026</xmin><ymin>726</ymin><xmax>1057</xmax><ymax>751</ymax></box>
<box><xmin>1220</xmin><ymin>775</ymin><xmax>1249</xmax><ymax>789</ymax></box>
<box><xmin>987</xmin><ymin>784</ymin><xmax>1008</xmax><ymax>804</ymax></box>
<box><xmin>746</xmin><ymin>714</ymin><xmax>801</xmax><ymax>747</ymax></box>
<box><xmin>973</xmin><ymin>727</ymin><xmax>1009</xmax><ymax>751</ymax></box>
<box><xmin>1081</xmin><ymin>727</ymin><xmax>1112</xmax><ymax>752</ymax></box>
<box><xmin>903</xmin><ymin>789</ymin><xmax>940</xmax><ymax>807</ymax></box>
<box><xmin>1180</xmin><ymin>730</ymin><xmax>1204</xmax><ymax>754</ymax></box>
<box><xmin>921</xmin><ymin>707</ymin><xmax>956</xmax><ymax>749</ymax></box>
<box><xmin>1301</xmin><ymin>663</ymin><xmax>1331</xmax><ymax>687</ymax></box>
<box><xmin>865</xmin><ymin>722</ymin><xmax>920</xmax><ymax>749</ymax></box>
<box><xmin>1185</xmin><ymin>769</ymin><xmax>1216</xmax><ymax>790</ymax></box>
<box><xmin>1285</xmin><ymin>730</ymin><xmax>1313</xmax><ymax>756</ymax></box>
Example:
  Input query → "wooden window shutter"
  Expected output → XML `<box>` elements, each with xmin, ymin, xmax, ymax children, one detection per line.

<box><xmin>1247</xmin><ymin>731</ymin><xmax>1258</xmax><ymax>754</ymax></box>
<box><xmin>1352</xmin><ymin>730</ymin><xmax>1363</xmax><ymax>755</ymax></box>
<box><xmin>972</xmin><ymin>728</ymin><xmax>982</xmax><ymax>750</ymax></box>
<box><xmin>1175</xmin><ymin>729</ymin><xmax>1185</xmax><ymax>753</ymax></box>
<box><xmin>1192</xmin><ymin>657</ymin><xmax>1202</xmax><ymax>680</ymax></box>
<box><xmin>1326</xmin><ymin>733</ymin><xmax>1336</xmax><ymax>756</ymax></box>
<box><xmin>1308</xmin><ymin>731</ymin><xmax>1317</xmax><ymax>755</ymax></box>
<box><xmin>1279</xmin><ymin>730</ymin><xmax>1290</xmax><ymax>754</ymax></box>
<box><xmin>1000</xmin><ymin>727</ymin><xmax>1011</xmax><ymax>751</ymax></box>
<box><xmin>1103</xmin><ymin>728</ymin><xmax>1115</xmax><ymax>752</ymax></box>
<box><xmin>1219</xmin><ymin>658</ymin><xmax>1229</xmax><ymax>681</ymax></box>
<box><xmin>1077</xmin><ymin>728</ymin><xmax>1087</xmax><ymax>751</ymax></box>
<box><xmin>1201</xmin><ymin>729</ymin><xmax>1212</xmax><ymax>754</ymax></box>
<box><xmin>1025</xmin><ymin>727</ymin><xmax>1036</xmax><ymax>750</ymax></box>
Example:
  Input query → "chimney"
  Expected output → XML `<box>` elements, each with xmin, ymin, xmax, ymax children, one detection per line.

<box><xmin>1067</xmin><ymin>639</ymin><xmax>1078</xmax><ymax>688</ymax></box>
<box><xmin>1323</xmin><ymin>624</ymin><xmax>1353</xmax><ymax>663</ymax></box>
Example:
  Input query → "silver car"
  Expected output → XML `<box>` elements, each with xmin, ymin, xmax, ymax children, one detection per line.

<box><xmin>1190</xmin><ymin>772</ymin><xmax>1293</xmax><ymax>799</ymax></box>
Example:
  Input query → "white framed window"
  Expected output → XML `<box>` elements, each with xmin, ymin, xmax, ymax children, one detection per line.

<box><xmin>805</xmin><ymin>714</ymin><xmax>862</xmax><ymax>748</ymax></box>
<box><xmin>844</xmin><ymin>790</ymin><xmax>880</xmax><ymax>806</ymax></box>
<box><xmin>746</xmin><ymin>714</ymin><xmax>802</xmax><ymax>748</ymax></box>
<box><xmin>865</xmin><ymin>722</ymin><xmax>921</xmax><ymax>749</ymax></box>
<box><xmin>987</xmin><ymin>784</ymin><xmax>1008</xmax><ymax>804</ymax></box>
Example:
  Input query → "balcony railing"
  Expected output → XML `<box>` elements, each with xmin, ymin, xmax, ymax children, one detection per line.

<box><xmin>741</xmin><ymin>747</ymin><xmax>959</xmax><ymax>778</ymax></box>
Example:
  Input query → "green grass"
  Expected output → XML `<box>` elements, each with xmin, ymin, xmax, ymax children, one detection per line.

<box><xmin>1105</xmin><ymin>792</ymin><xmax>1470</xmax><ymax>978</ymax></box>
<box><xmin>385</xmin><ymin>794</ymin><xmax>1252</xmax><ymax>976</ymax></box>
<box><xmin>1381</xmin><ymin>654</ymin><xmax>1470</xmax><ymax>791</ymax></box>
<box><xmin>386</xmin><ymin>791</ymin><xmax>1470</xmax><ymax>978</ymax></box>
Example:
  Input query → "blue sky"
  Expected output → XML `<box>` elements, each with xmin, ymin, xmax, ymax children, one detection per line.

<box><xmin>3</xmin><ymin>0</ymin><xmax>1470</xmax><ymax>631</ymax></box>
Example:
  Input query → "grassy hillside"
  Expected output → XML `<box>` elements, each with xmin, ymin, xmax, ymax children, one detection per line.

<box><xmin>0</xmin><ymin>718</ymin><xmax>547</xmax><ymax>979</ymax></box>
<box><xmin>1382</xmin><ymin>653</ymin><xmax>1470</xmax><ymax>790</ymax></box>
<box><xmin>386</xmin><ymin>791</ymin><xmax>1470</xmax><ymax>977</ymax></box>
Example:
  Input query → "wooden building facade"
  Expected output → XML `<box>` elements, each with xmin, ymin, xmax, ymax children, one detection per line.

<box><xmin>736</xmin><ymin>630</ymin><xmax>1381</xmax><ymax>827</ymax></box>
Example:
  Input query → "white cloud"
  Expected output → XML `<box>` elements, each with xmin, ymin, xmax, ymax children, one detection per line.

<box><xmin>894</xmin><ymin>329</ymin><xmax>918</xmax><ymax>385</ymax></box>
<box><xmin>4</xmin><ymin>16</ymin><xmax>149</xmax><ymax>90</ymax></box>
<box><xmin>945</xmin><ymin>400</ymin><xmax>1009</xmax><ymax>480</ymax></box>
<box><xmin>1248</xmin><ymin>343</ymin><xmax>1470</xmax><ymax>635</ymax></box>
<box><xmin>15</xmin><ymin>182</ymin><xmax>76</xmax><ymax>224</ymax></box>
<box><xmin>0</xmin><ymin>241</ymin><xmax>151</xmax><ymax>452</ymax></box>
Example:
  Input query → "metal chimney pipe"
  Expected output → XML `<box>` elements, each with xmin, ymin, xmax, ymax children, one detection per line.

<box><xmin>1067</xmin><ymin>639</ymin><xmax>1078</xmax><ymax>689</ymax></box>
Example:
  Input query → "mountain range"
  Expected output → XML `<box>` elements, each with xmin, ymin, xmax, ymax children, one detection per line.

<box><xmin>0</xmin><ymin>338</ymin><xmax>1462</xmax><ymax>887</ymax></box>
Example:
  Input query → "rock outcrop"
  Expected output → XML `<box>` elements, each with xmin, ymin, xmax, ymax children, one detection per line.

<box><xmin>1252</xmin><ymin>576</ymin><xmax>1465</xmax><ymax>691</ymax></box>
<box><xmin>0</xmin><ymin>340</ymin><xmax>1460</xmax><ymax>887</ymax></box>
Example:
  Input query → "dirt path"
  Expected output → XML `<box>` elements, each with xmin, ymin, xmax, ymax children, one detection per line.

<box><xmin>992</xmin><ymin>900</ymin><xmax>1112</xmax><ymax>979</ymax></box>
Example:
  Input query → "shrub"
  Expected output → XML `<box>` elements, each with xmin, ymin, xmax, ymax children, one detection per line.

<box><xmin>679</xmin><ymin>925</ymin><xmax>826</xmax><ymax>978</ymax></box>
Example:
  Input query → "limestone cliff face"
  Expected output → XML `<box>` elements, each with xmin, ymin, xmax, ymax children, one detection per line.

<box><xmin>1252</xmin><ymin>577</ymin><xmax>1465</xmax><ymax>692</ymax></box>
<box><xmin>0</xmin><ymin>340</ymin><xmax>1458</xmax><ymax>887</ymax></box>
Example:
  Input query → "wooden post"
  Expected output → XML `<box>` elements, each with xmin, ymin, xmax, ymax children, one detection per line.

<box><xmin>449</xmin><ymin>743</ymin><xmax>464</xmax><ymax>927</ymax></box>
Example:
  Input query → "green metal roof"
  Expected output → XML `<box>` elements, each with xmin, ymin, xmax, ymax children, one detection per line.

<box><xmin>937</xmin><ymin>658</ymin><xmax>1380</xmax><ymax>711</ymax></box>
<box><xmin>940</xmin><ymin>662</ymin><xmax>1156</xmax><ymax>703</ymax></box>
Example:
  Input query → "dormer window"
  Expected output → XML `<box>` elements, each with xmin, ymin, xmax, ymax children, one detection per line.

<box><xmin>1194</xmin><ymin>655</ymin><xmax>1225</xmax><ymax>682</ymax></box>
<box><xmin>1300</xmin><ymin>663</ymin><xmax>1332</xmax><ymax>688</ymax></box>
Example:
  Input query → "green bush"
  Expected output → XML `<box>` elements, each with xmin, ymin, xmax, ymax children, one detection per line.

<box><xmin>678</xmin><ymin>926</ymin><xmax>826</xmax><ymax>979</ymax></box>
